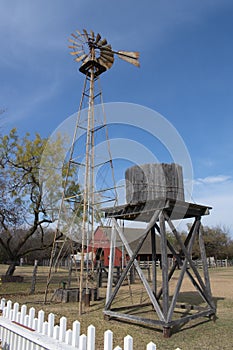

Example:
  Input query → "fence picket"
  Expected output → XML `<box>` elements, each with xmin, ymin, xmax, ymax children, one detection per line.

<box><xmin>20</xmin><ymin>304</ymin><xmax>27</xmax><ymax>325</ymax></box>
<box><xmin>48</xmin><ymin>313</ymin><xmax>55</xmax><ymax>337</ymax></box>
<box><xmin>124</xmin><ymin>335</ymin><xmax>133</xmax><ymax>350</ymax></box>
<box><xmin>0</xmin><ymin>298</ymin><xmax>5</xmax><ymax>311</ymax></box>
<box><xmin>12</xmin><ymin>302</ymin><xmax>19</xmax><ymax>322</ymax></box>
<box><xmin>66</xmin><ymin>329</ymin><xmax>73</xmax><ymax>345</ymax></box>
<box><xmin>147</xmin><ymin>342</ymin><xmax>156</xmax><ymax>350</ymax></box>
<box><xmin>16</xmin><ymin>311</ymin><xmax>21</xmax><ymax>323</ymax></box>
<box><xmin>42</xmin><ymin>321</ymin><xmax>49</xmax><ymax>335</ymax></box>
<box><xmin>80</xmin><ymin>334</ymin><xmax>87</xmax><ymax>350</ymax></box>
<box><xmin>32</xmin><ymin>317</ymin><xmax>38</xmax><ymax>331</ymax></box>
<box><xmin>53</xmin><ymin>324</ymin><xmax>60</xmax><ymax>340</ymax></box>
<box><xmin>10</xmin><ymin>309</ymin><xmax>14</xmax><ymax>321</ymax></box>
<box><xmin>37</xmin><ymin>309</ymin><xmax>44</xmax><ymax>333</ymax></box>
<box><xmin>87</xmin><ymin>324</ymin><xmax>95</xmax><ymax>350</ymax></box>
<box><xmin>104</xmin><ymin>329</ymin><xmax>113</xmax><ymax>350</ymax></box>
<box><xmin>28</xmin><ymin>307</ymin><xmax>35</xmax><ymax>328</ymax></box>
<box><xmin>6</xmin><ymin>300</ymin><xmax>12</xmax><ymax>319</ymax></box>
<box><xmin>25</xmin><ymin>314</ymin><xmax>30</xmax><ymax>327</ymax></box>
<box><xmin>59</xmin><ymin>316</ymin><xmax>67</xmax><ymax>342</ymax></box>
<box><xmin>72</xmin><ymin>320</ymin><xmax>80</xmax><ymax>348</ymax></box>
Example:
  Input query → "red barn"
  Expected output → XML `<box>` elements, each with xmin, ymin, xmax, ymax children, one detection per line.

<box><xmin>88</xmin><ymin>226</ymin><xmax>171</xmax><ymax>267</ymax></box>
<box><xmin>88</xmin><ymin>226</ymin><xmax>123</xmax><ymax>267</ymax></box>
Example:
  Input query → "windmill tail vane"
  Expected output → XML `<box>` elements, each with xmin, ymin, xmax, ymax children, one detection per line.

<box><xmin>117</xmin><ymin>51</ymin><xmax>140</xmax><ymax>67</ymax></box>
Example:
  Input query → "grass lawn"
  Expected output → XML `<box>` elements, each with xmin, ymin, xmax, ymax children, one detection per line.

<box><xmin>0</xmin><ymin>264</ymin><xmax>233</xmax><ymax>350</ymax></box>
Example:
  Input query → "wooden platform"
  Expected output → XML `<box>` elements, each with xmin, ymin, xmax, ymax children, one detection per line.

<box><xmin>103</xmin><ymin>198</ymin><xmax>211</xmax><ymax>222</ymax></box>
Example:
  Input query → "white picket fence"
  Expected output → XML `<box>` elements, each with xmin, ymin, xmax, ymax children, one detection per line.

<box><xmin>0</xmin><ymin>298</ymin><xmax>175</xmax><ymax>350</ymax></box>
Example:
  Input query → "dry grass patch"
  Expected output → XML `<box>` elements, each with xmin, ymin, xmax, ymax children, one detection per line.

<box><xmin>0</xmin><ymin>265</ymin><xmax>233</xmax><ymax>349</ymax></box>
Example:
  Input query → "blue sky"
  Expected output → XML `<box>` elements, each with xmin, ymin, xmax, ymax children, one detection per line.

<box><xmin>1</xmin><ymin>0</ymin><xmax>233</xmax><ymax>235</ymax></box>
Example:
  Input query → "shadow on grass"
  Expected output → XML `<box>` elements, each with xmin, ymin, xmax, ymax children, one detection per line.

<box><xmin>104</xmin><ymin>291</ymin><xmax>224</xmax><ymax>337</ymax></box>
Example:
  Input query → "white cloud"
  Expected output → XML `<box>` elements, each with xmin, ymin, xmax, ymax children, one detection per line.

<box><xmin>191</xmin><ymin>175</ymin><xmax>233</xmax><ymax>236</ymax></box>
<box><xmin>195</xmin><ymin>175</ymin><xmax>231</xmax><ymax>185</ymax></box>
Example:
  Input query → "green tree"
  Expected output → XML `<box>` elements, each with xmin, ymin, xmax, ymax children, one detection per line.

<box><xmin>184</xmin><ymin>224</ymin><xmax>231</xmax><ymax>261</ymax></box>
<box><xmin>202</xmin><ymin>225</ymin><xmax>230</xmax><ymax>260</ymax></box>
<box><xmin>0</xmin><ymin>129</ymin><xmax>81</xmax><ymax>275</ymax></box>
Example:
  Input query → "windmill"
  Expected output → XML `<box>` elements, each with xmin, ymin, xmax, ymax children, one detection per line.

<box><xmin>68</xmin><ymin>29</ymin><xmax>140</xmax><ymax>75</ymax></box>
<box><xmin>44</xmin><ymin>29</ymin><xmax>139</xmax><ymax>314</ymax></box>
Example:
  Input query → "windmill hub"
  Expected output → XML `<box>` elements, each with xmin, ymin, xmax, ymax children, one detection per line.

<box><xmin>79</xmin><ymin>59</ymin><xmax>106</xmax><ymax>77</ymax></box>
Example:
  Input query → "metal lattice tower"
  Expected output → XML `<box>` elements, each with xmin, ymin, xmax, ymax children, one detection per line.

<box><xmin>44</xmin><ymin>29</ymin><xmax>140</xmax><ymax>314</ymax></box>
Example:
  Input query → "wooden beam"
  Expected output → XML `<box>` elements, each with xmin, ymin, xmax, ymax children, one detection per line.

<box><xmin>154</xmin><ymin>223</ymin><xmax>180</xmax><ymax>300</ymax></box>
<box><xmin>167</xmin><ymin>308</ymin><xmax>215</xmax><ymax>327</ymax></box>
<box><xmin>104</xmin><ymin>310</ymin><xmax>166</xmax><ymax>327</ymax></box>
<box><xmin>104</xmin><ymin>308</ymin><xmax>215</xmax><ymax>329</ymax></box>
<box><xmin>106</xmin><ymin>225</ymin><xmax>116</xmax><ymax>304</ymax></box>
<box><xmin>151</xmin><ymin>226</ymin><xmax>157</xmax><ymax>295</ymax></box>
<box><xmin>199</xmin><ymin>225</ymin><xmax>216</xmax><ymax>311</ymax></box>
<box><xmin>159</xmin><ymin>212</ymin><xmax>169</xmax><ymax>321</ymax></box>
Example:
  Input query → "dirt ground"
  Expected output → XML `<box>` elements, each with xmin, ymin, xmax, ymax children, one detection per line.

<box><xmin>209</xmin><ymin>268</ymin><xmax>233</xmax><ymax>299</ymax></box>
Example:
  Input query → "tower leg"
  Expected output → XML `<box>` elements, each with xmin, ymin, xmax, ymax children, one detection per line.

<box><xmin>163</xmin><ymin>327</ymin><xmax>171</xmax><ymax>338</ymax></box>
<box><xmin>106</xmin><ymin>224</ymin><xmax>116</xmax><ymax>304</ymax></box>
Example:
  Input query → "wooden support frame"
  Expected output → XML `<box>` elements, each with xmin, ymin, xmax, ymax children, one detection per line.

<box><xmin>103</xmin><ymin>200</ymin><xmax>216</xmax><ymax>337</ymax></box>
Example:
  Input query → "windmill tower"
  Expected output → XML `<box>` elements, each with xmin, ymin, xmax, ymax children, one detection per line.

<box><xmin>44</xmin><ymin>29</ymin><xmax>139</xmax><ymax>314</ymax></box>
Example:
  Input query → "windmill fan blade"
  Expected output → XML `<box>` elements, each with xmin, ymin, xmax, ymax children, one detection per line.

<box><xmin>76</xmin><ymin>29</ymin><xmax>84</xmax><ymax>38</ymax></box>
<box><xmin>71</xmin><ymin>33</ymin><xmax>78</xmax><ymax>39</ymax></box>
<box><xmin>75</xmin><ymin>30</ymin><xmax>87</xmax><ymax>44</ymax></box>
<box><xmin>98</xmin><ymin>57</ymin><xmax>113</xmax><ymax>70</ymax></box>
<box><xmin>68</xmin><ymin>45</ymin><xmax>81</xmax><ymax>50</ymax></box>
<box><xmin>70</xmin><ymin>50</ymin><xmax>84</xmax><ymax>56</ymax></box>
<box><xmin>90</xmin><ymin>30</ymin><xmax>95</xmax><ymax>40</ymax></box>
<box><xmin>95</xmin><ymin>33</ymin><xmax>101</xmax><ymax>44</ymax></box>
<box><xmin>68</xmin><ymin>38</ymin><xmax>81</xmax><ymax>46</ymax></box>
<box><xmin>71</xmin><ymin>32</ymin><xmax>85</xmax><ymax>45</ymax></box>
<box><xmin>98</xmin><ymin>38</ymin><xmax>107</xmax><ymax>46</ymax></box>
<box><xmin>83</xmin><ymin>29</ymin><xmax>89</xmax><ymax>41</ymax></box>
<box><xmin>100</xmin><ymin>44</ymin><xmax>112</xmax><ymax>53</ymax></box>
<box><xmin>101</xmin><ymin>53</ymin><xmax>114</xmax><ymax>63</ymax></box>
<box><xmin>75</xmin><ymin>53</ymin><xmax>88</xmax><ymax>62</ymax></box>
<box><xmin>117</xmin><ymin>51</ymin><xmax>140</xmax><ymax>67</ymax></box>
<box><xmin>100</xmin><ymin>49</ymin><xmax>114</xmax><ymax>58</ymax></box>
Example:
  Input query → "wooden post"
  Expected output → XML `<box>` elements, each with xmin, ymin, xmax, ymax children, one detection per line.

<box><xmin>129</xmin><ymin>265</ymin><xmax>135</xmax><ymax>284</ymax></box>
<box><xmin>68</xmin><ymin>257</ymin><xmax>72</xmax><ymax>288</ymax></box>
<box><xmin>199</xmin><ymin>224</ymin><xmax>215</xmax><ymax>310</ymax></box>
<box><xmin>29</xmin><ymin>260</ymin><xmax>38</xmax><ymax>295</ymax></box>
<box><xmin>97</xmin><ymin>261</ymin><xmax>103</xmax><ymax>288</ymax></box>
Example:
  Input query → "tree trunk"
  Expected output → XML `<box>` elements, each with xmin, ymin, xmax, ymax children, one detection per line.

<box><xmin>5</xmin><ymin>262</ymin><xmax>17</xmax><ymax>276</ymax></box>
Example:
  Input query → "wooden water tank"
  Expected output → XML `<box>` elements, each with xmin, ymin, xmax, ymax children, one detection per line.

<box><xmin>125</xmin><ymin>163</ymin><xmax>185</xmax><ymax>203</ymax></box>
